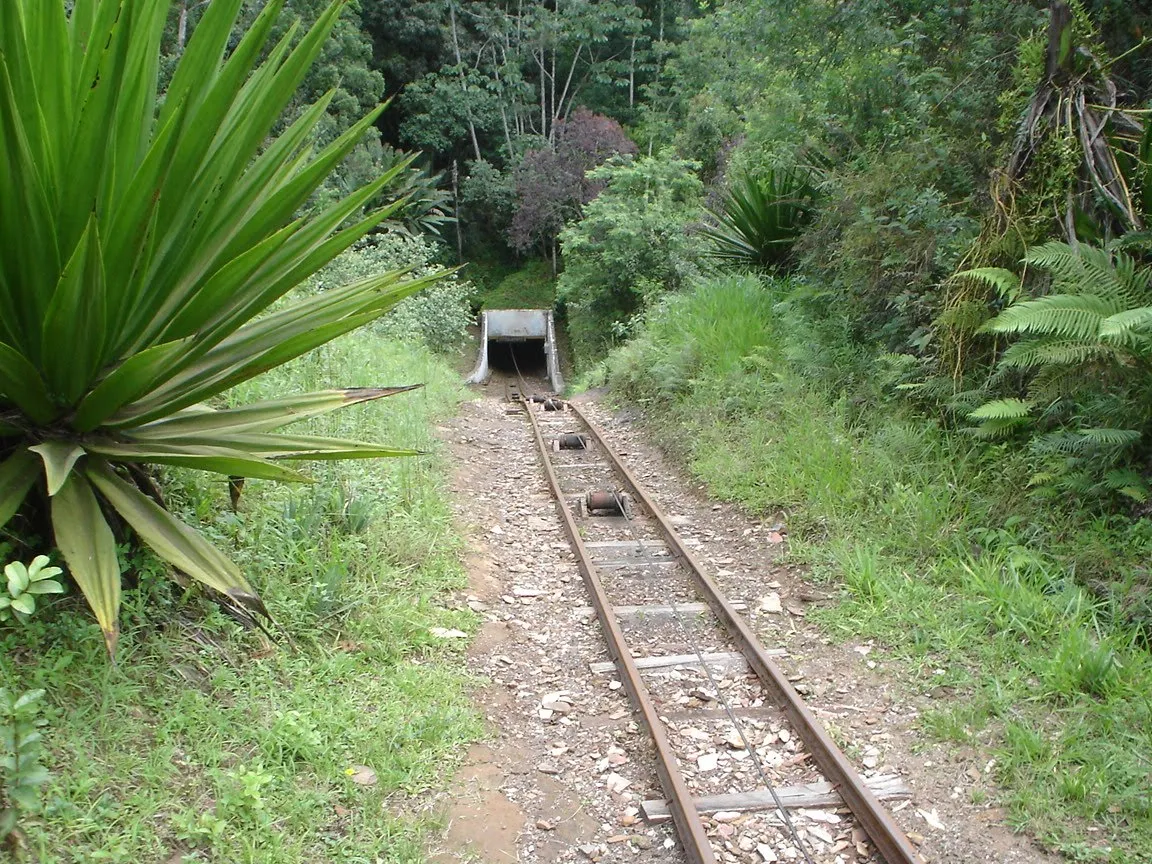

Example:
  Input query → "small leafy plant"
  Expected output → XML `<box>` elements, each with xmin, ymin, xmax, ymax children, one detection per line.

<box><xmin>0</xmin><ymin>557</ymin><xmax>64</xmax><ymax>624</ymax></box>
<box><xmin>0</xmin><ymin>688</ymin><xmax>49</xmax><ymax>846</ymax></box>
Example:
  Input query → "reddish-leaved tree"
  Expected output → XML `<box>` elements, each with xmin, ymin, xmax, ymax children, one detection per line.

<box><xmin>509</xmin><ymin>109</ymin><xmax>637</xmax><ymax>266</ymax></box>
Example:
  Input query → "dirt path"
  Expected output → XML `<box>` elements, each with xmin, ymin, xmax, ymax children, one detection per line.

<box><xmin>431</xmin><ymin>387</ymin><xmax>1064</xmax><ymax>864</ymax></box>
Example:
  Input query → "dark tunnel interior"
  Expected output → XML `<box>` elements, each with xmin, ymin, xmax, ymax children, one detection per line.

<box><xmin>487</xmin><ymin>338</ymin><xmax>547</xmax><ymax>377</ymax></box>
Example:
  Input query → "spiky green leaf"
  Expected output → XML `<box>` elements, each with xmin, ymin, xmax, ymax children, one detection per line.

<box><xmin>86</xmin><ymin>460</ymin><xmax>265</xmax><ymax>619</ymax></box>
<box><xmin>0</xmin><ymin>449</ymin><xmax>40</xmax><ymax>528</ymax></box>
<box><xmin>51</xmin><ymin>473</ymin><xmax>121</xmax><ymax>653</ymax></box>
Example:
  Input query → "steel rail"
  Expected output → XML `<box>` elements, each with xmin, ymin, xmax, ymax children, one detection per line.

<box><xmin>609</xmin><ymin>490</ymin><xmax>819</xmax><ymax>864</ymax></box>
<box><xmin>567</xmin><ymin>401</ymin><xmax>922</xmax><ymax>864</ymax></box>
<box><xmin>522</xmin><ymin>401</ymin><xmax>719</xmax><ymax>864</ymax></box>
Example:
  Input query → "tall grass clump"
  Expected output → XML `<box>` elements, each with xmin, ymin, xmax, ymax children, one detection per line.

<box><xmin>604</xmin><ymin>273</ymin><xmax>1152</xmax><ymax>860</ymax></box>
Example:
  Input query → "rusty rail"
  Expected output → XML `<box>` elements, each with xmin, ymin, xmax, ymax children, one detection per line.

<box><xmin>566</xmin><ymin>401</ymin><xmax>921</xmax><ymax>864</ymax></box>
<box><xmin>522</xmin><ymin>399</ymin><xmax>719</xmax><ymax>864</ymax></box>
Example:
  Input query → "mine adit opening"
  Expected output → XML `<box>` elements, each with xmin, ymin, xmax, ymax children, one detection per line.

<box><xmin>467</xmin><ymin>309</ymin><xmax>564</xmax><ymax>391</ymax></box>
<box><xmin>487</xmin><ymin>337</ymin><xmax>548</xmax><ymax>377</ymax></box>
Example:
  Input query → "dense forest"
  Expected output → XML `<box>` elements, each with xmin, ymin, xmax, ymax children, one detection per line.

<box><xmin>165</xmin><ymin>0</ymin><xmax>1152</xmax><ymax>506</ymax></box>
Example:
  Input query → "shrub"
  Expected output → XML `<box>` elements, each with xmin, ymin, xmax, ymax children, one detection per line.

<box><xmin>701</xmin><ymin>168</ymin><xmax>817</xmax><ymax>269</ymax></box>
<box><xmin>961</xmin><ymin>241</ymin><xmax>1152</xmax><ymax>500</ymax></box>
<box><xmin>311</xmin><ymin>235</ymin><xmax>474</xmax><ymax>353</ymax></box>
<box><xmin>0</xmin><ymin>687</ymin><xmax>48</xmax><ymax>847</ymax></box>
<box><xmin>509</xmin><ymin>109</ymin><xmax>637</xmax><ymax>256</ymax></box>
<box><xmin>557</xmin><ymin>153</ymin><xmax>706</xmax><ymax>367</ymax></box>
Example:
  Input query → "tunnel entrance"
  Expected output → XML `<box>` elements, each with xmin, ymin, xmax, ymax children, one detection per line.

<box><xmin>467</xmin><ymin>309</ymin><xmax>564</xmax><ymax>391</ymax></box>
<box><xmin>487</xmin><ymin>338</ymin><xmax>547</xmax><ymax>378</ymax></box>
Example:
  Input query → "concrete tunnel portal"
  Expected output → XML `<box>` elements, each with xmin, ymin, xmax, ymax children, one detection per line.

<box><xmin>467</xmin><ymin>309</ymin><xmax>564</xmax><ymax>393</ymax></box>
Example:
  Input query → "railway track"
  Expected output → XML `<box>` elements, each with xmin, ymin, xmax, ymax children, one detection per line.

<box><xmin>504</xmin><ymin>375</ymin><xmax>922</xmax><ymax>864</ymax></box>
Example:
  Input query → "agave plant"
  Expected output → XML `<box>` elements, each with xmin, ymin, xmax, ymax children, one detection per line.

<box><xmin>0</xmin><ymin>0</ymin><xmax>447</xmax><ymax>651</ymax></box>
<box><xmin>701</xmin><ymin>168</ymin><xmax>817</xmax><ymax>269</ymax></box>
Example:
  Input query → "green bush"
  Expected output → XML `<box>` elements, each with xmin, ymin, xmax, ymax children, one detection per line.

<box><xmin>701</xmin><ymin>168</ymin><xmax>817</xmax><ymax>269</ymax></box>
<box><xmin>797</xmin><ymin>142</ymin><xmax>981</xmax><ymax>352</ymax></box>
<box><xmin>311</xmin><ymin>234</ymin><xmax>475</xmax><ymax>353</ymax></box>
<box><xmin>0</xmin><ymin>0</ymin><xmax>446</xmax><ymax>652</ymax></box>
<box><xmin>961</xmin><ymin>241</ymin><xmax>1152</xmax><ymax>501</ymax></box>
<box><xmin>558</xmin><ymin>153</ymin><xmax>706</xmax><ymax>368</ymax></box>
<box><xmin>1</xmin><ymin>687</ymin><xmax>49</xmax><ymax>846</ymax></box>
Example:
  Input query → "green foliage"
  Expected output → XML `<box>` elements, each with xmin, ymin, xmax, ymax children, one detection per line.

<box><xmin>701</xmin><ymin>168</ymin><xmax>817</xmax><ymax>268</ymax></box>
<box><xmin>602</xmin><ymin>271</ymin><xmax>1152</xmax><ymax>860</ymax></box>
<box><xmin>965</xmin><ymin>242</ymin><xmax>1152</xmax><ymax>499</ymax></box>
<box><xmin>310</xmin><ymin>234</ymin><xmax>475</xmax><ymax>353</ymax></box>
<box><xmin>0</xmin><ymin>688</ymin><xmax>48</xmax><ymax>846</ymax></box>
<box><xmin>0</xmin><ymin>557</ymin><xmax>65</xmax><ymax>625</ymax></box>
<box><xmin>461</xmin><ymin>158</ymin><xmax>518</xmax><ymax>251</ymax></box>
<box><xmin>1</xmin><ymin>561</ymin><xmax>54</xmax><ymax>846</ymax></box>
<box><xmin>557</xmin><ymin>153</ymin><xmax>705</xmax><ymax>368</ymax></box>
<box><xmin>798</xmin><ymin>143</ymin><xmax>982</xmax><ymax>351</ymax></box>
<box><xmin>479</xmin><ymin>261</ymin><xmax>557</xmax><ymax>310</ymax></box>
<box><xmin>0</xmin><ymin>334</ymin><xmax>483</xmax><ymax>863</ymax></box>
<box><xmin>0</xmin><ymin>0</ymin><xmax>449</xmax><ymax>652</ymax></box>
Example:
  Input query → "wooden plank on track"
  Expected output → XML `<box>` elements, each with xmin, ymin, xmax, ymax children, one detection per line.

<box><xmin>584</xmin><ymin>539</ymin><xmax>668</xmax><ymax>550</ymax></box>
<box><xmin>574</xmin><ymin>602</ymin><xmax>748</xmax><ymax>617</ymax></box>
<box><xmin>641</xmin><ymin>775</ymin><xmax>913</xmax><ymax>823</ymax></box>
<box><xmin>595</xmin><ymin>559</ymin><xmax>679</xmax><ymax>569</ymax></box>
<box><xmin>589</xmin><ymin>649</ymin><xmax>784</xmax><ymax>674</ymax></box>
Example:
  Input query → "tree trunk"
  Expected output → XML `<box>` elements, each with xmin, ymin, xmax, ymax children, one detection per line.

<box><xmin>177</xmin><ymin>1</ymin><xmax>189</xmax><ymax>54</ymax></box>
<box><xmin>549</xmin><ymin>2</ymin><xmax>558</xmax><ymax>142</ymax></box>
<box><xmin>452</xmin><ymin>160</ymin><xmax>464</xmax><ymax>263</ymax></box>
<box><xmin>1046</xmin><ymin>1</ymin><xmax>1074</xmax><ymax>84</ymax></box>
<box><xmin>538</xmin><ymin>47</ymin><xmax>548</xmax><ymax>137</ymax></box>
<box><xmin>629</xmin><ymin>37</ymin><xmax>636</xmax><ymax>108</ymax></box>
<box><xmin>555</xmin><ymin>45</ymin><xmax>582</xmax><ymax>131</ymax></box>
<box><xmin>450</xmin><ymin>3</ymin><xmax>483</xmax><ymax>162</ymax></box>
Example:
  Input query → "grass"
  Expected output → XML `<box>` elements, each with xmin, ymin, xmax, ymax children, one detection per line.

<box><xmin>471</xmin><ymin>260</ymin><xmax>556</xmax><ymax>310</ymax></box>
<box><xmin>599</xmin><ymin>273</ymin><xmax>1152</xmax><ymax>862</ymax></box>
<box><xmin>0</xmin><ymin>331</ymin><xmax>483</xmax><ymax>863</ymax></box>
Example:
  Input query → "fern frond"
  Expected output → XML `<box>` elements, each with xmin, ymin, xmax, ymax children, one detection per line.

<box><xmin>969</xmin><ymin>398</ymin><xmax>1033</xmax><ymax>421</ymax></box>
<box><xmin>999</xmin><ymin>339</ymin><xmax>1122</xmax><ymax>369</ymax></box>
<box><xmin>1028</xmin><ymin>365</ymin><xmax>1091</xmax><ymax>404</ymax></box>
<box><xmin>1110</xmin><ymin>230</ymin><xmax>1152</xmax><ymax>253</ymax></box>
<box><xmin>967</xmin><ymin>418</ymin><xmax>1030</xmax><ymax>439</ymax></box>
<box><xmin>1104</xmin><ymin>469</ymin><xmax>1149</xmax><ymax>501</ymax></box>
<box><xmin>1099</xmin><ymin>307</ymin><xmax>1152</xmax><ymax>339</ymax></box>
<box><xmin>947</xmin><ymin>388</ymin><xmax>989</xmax><ymax>412</ymax></box>
<box><xmin>948</xmin><ymin>267</ymin><xmax>1022</xmax><ymax>303</ymax></box>
<box><xmin>1025</xmin><ymin>242</ymin><xmax>1150</xmax><ymax>307</ymax></box>
<box><xmin>1032</xmin><ymin>428</ymin><xmax>1140</xmax><ymax>455</ymax></box>
<box><xmin>982</xmin><ymin>294</ymin><xmax>1118</xmax><ymax>339</ymax></box>
<box><xmin>1078</xmin><ymin>427</ymin><xmax>1142</xmax><ymax>448</ymax></box>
